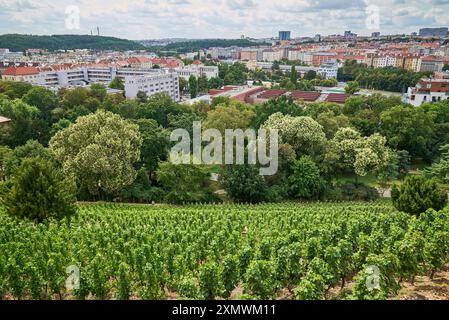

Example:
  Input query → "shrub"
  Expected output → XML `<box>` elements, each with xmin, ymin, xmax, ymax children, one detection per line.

<box><xmin>157</xmin><ymin>161</ymin><xmax>219</xmax><ymax>204</ymax></box>
<box><xmin>2</xmin><ymin>158</ymin><xmax>76</xmax><ymax>222</ymax></box>
<box><xmin>221</xmin><ymin>164</ymin><xmax>269</xmax><ymax>203</ymax></box>
<box><xmin>288</xmin><ymin>156</ymin><xmax>324</xmax><ymax>199</ymax></box>
<box><xmin>392</xmin><ymin>176</ymin><xmax>447</xmax><ymax>215</ymax></box>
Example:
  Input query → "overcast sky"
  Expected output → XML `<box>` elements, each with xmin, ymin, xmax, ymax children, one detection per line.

<box><xmin>0</xmin><ymin>0</ymin><xmax>448</xmax><ymax>40</ymax></box>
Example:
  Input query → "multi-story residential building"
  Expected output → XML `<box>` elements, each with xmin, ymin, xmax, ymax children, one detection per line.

<box><xmin>208</xmin><ymin>47</ymin><xmax>240</xmax><ymax>60</ymax></box>
<box><xmin>124</xmin><ymin>70</ymin><xmax>180</xmax><ymax>101</ymax></box>
<box><xmin>262</xmin><ymin>49</ymin><xmax>282</xmax><ymax>62</ymax></box>
<box><xmin>240</xmin><ymin>49</ymin><xmax>256</xmax><ymax>61</ymax></box>
<box><xmin>287</xmin><ymin>49</ymin><xmax>313</xmax><ymax>65</ymax></box>
<box><xmin>371</xmin><ymin>54</ymin><xmax>397</xmax><ymax>68</ymax></box>
<box><xmin>418</xmin><ymin>55</ymin><xmax>448</xmax><ymax>73</ymax></box>
<box><xmin>403</xmin><ymin>54</ymin><xmax>421</xmax><ymax>71</ymax></box>
<box><xmin>2</xmin><ymin>66</ymin><xmax>39</xmax><ymax>82</ymax></box>
<box><xmin>240</xmin><ymin>48</ymin><xmax>263</xmax><ymax>61</ymax></box>
<box><xmin>318</xmin><ymin>61</ymin><xmax>339</xmax><ymax>79</ymax></box>
<box><xmin>175</xmin><ymin>61</ymin><xmax>219</xmax><ymax>80</ymax></box>
<box><xmin>404</xmin><ymin>77</ymin><xmax>449</xmax><ymax>106</ymax></box>
<box><xmin>312</xmin><ymin>52</ymin><xmax>337</xmax><ymax>67</ymax></box>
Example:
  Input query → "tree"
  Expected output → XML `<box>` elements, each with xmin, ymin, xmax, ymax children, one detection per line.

<box><xmin>4</xmin><ymin>140</ymin><xmax>53</xmax><ymax>177</ymax></box>
<box><xmin>0</xmin><ymin>99</ymin><xmax>42</xmax><ymax>147</ymax></box>
<box><xmin>221</xmin><ymin>164</ymin><xmax>269</xmax><ymax>203</ymax></box>
<box><xmin>156</xmin><ymin>161</ymin><xmax>217</xmax><ymax>204</ymax></box>
<box><xmin>380</xmin><ymin>106</ymin><xmax>434</xmax><ymax>158</ymax></box>
<box><xmin>133</xmin><ymin>119</ymin><xmax>170</xmax><ymax>174</ymax></box>
<box><xmin>253</xmin><ymin>96</ymin><xmax>304</xmax><ymax>129</ymax></box>
<box><xmin>204</xmin><ymin>103</ymin><xmax>255</xmax><ymax>134</ymax></box>
<box><xmin>109</xmin><ymin>76</ymin><xmax>125</xmax><ymax>90</ymax></box>
<box><xmin>90</xmin><ymin>84</ymin><xmax>107</xmax><ymax>102</ymax></box>
<box><xmin>288</xmin><ymin>156</ymin><xmax>324</xmax><ymax>199</ymax></box>
<box><xmin>325</xmin><ymin>128</ymin><xmax>391</xmax><ymax>179</ymax></box>
<box><xmin>197</xmin><ymin>74</ymin><xmax>209</xmax><ymax>94</ymax></box>
<box><xmin>0</xmin><ymin>80</ymin><xmax>32</xmax><ymax>99</ymax></box>
<box><xmin>345</xmin><ymin>81</ymin><xmax>360</xmax><ymax>94</ymax></box>
<box><xmin>391</xmin><ymin>176</ymin><xmax>447</xmax><ymax>215</ymax></box>
<box><xmin>208</xmin><ymin>77</ymin><xmax>223</xmax><ymax>90</ymax></box>
<box><xmin>290</xmin><ymin>65</ymin><xmax>298</xmax><ymax>84</ymax></box>
<box><xmin>304</xmin><ymin>70</ymin><xmax>317</xmax><ymax>81</ymax></box>
<box><xmin>316</xmin><ymin>111</ymin><xmax>351</xmax><ymax>139</ymax></box>
<box><xmin>136</xmin><ymin>91</ymin><xmax>148</xmax><ymax>103</ymax></box>
<box><xmin>426</xmin><ymin>145</ymin><xmax>449</xmax><ymax>184</ymax></box>
<box><xmin>442</xmin><ymin>64</ymin><xmax>449</xmax><ymax>72</ymax></box>
<box><xmin>49</xmin><ymin>110</ymin><xmax>142</xmax><ymax>198</ymax></box>
<box><xmin>263</xmin><ymin>112</ymin><xmax>326</xmax><ymax>158</ymax></box>
<box><xmin>137</xmin><ymin>92</ymin><xmax>192</xmax><ymax>128</ymax></box>
<box><xmin>22</xmin><ymin>87</ymin><xmax>58</xmax><ymax>120</ymax></box>
<box><xmin>189</xmin><ymin>75</ymin><xmax>198</xmax><ymax>98</ymax></box>
<box><xmin>2</xmin><ymin>158</ymin><xmax>76</xmax><ymax>222</ymax></box>
<box><xmin>179</xmin><ymin>77</ymin><xmax>188</xmax><ymax>93</ymax></box>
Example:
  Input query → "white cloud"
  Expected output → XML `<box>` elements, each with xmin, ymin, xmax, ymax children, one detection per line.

<box><xmin>0</xmin><ymin>0</ymin><xmax>447</xmax><ymax>39</ymax></box>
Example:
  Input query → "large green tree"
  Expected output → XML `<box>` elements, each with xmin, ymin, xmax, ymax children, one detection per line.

<box><xmin>2</xmin><ymin>157</ymin><xmax>76</xmax><ymax>222</ymax></box>
<box><xmin>49</xmin><ymin>110</ymin><xmax>142</xmax><ymax>198</ymax></box>
<box><xmin>0</xmin><ymin>98</ymin><xmax>43</xmax><ymax>147</ymax></box>
<box><xmin>263</xmin><ymin>112</ymin><xmax>326</xmax><ymax>158</ymax></box>
<box><xmin>380</xmin><ymin>105</ymin><xmax>434</xmax><ymax>158</ymax></box>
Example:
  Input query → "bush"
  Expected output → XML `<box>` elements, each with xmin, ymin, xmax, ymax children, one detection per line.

<box><xmin>221</xmin><ymin>165</ymin><xmax>269</xmax><ymax>203</ymax></box>
<box><xmin>156</xmin><ymin>161</ymin><xmax>220</xmax><ymax>204</ymax></box>
<box><xmin>288</xmin><ymin>156</ymin><xmax>324</xmax><ymax>199</ymax></box>
<box><xmin>391</xmin><ymin>176</ymin><xmax>447</xmax><ymax>215</ymax></box>
<box><xmin>2</xmin><ymin>158</ymin><xmax>76</xmax><ymax>222</ymax></box>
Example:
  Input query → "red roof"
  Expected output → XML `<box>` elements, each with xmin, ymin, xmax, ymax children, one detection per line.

<box><xmin>257</xmin><ymin>90</ymin><xmax>287</xmax><ymax>99</ymax></box>
<box><xmin>290</xmin><ymin>91</ymin><xmax>321</xmax><ymax>102</ymax></box>
<box><xmin>325</xmin><ymin>93</ymin><xmax>351</xmax><ymax>103</ymax></box>
<box><xmin>192</xmin><ymin>60</ymin><xmax>203</xmax><ymax>65</ymax></box>
<box><xmin>2</xmin><ymin>66</ymin><xmax>39</xmax><ymax>76</ymax></box>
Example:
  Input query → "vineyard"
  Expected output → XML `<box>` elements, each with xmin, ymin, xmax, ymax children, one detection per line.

<box><xmin>1</xmin><ymin>201</ymin><xmax>449</xmax><ymax>300</ymax></box>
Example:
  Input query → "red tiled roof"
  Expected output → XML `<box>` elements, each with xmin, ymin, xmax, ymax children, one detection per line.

<box><xmin>290</xmin><ymin>91</ymin><xmax>321</xmax><ymax>102</ymax></box>
<box><xmin>325</xmin><ymin>93</ymin><xmax>351</xmax><ymax>103</ymax></box>
<box><xmin>2</xmin><ymin>66</ymin><xmax>39</xmax><ymax>76</ymax></box>
<box><xmin>257</xmin><ymin>89</ymin><xmax>287</xmax><ymax>99</ymax></box>
<box><xmin>192</xmin><ymin>60</ymin><xmax>203</xmax><ymax>65</ymax></box>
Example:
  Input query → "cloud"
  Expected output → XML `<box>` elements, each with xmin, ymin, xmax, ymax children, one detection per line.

<box><xmin>0</xmin><ymin>0</ymin><xmax>447</xmax><ymax>39</ymax></box>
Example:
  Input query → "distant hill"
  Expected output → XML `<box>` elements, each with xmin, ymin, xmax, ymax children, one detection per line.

<box><xmin>147</xmin><ymin>39</ymin><xmax>267</xmax><ymax>53</ymax></box>
<box><xmin>0</xmin><ymin>34</ymin><xmax>146</xmax><ymax>52</ymax></box>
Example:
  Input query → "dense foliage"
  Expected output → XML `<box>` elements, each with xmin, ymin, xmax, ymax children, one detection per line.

<box><xmin>1</xmin><ymin>201</ymin><xmax>449</xmax><ymax>300</ymax></box>
<box><xmin>392</xmin><ymin>176</ymin><xmax>448</xmax><ymax>215</ymax></box>
<box><xmin>0</xmin><ymin>34</ymin><xmax>145</xmax><ymax>52</ymax></box>
<box><xmin>1</xmin><ymin>158</ymin><xmax>76</xmax><ymax>222</ymax></box>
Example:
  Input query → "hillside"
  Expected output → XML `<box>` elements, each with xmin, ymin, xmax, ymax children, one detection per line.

<box><xmin>0</xmin><ymin>34</ymin><xmax>146</xmax><ymax>52</ymax></box>
<box><xmin>146</xmin><ymin>38</ymin><xmax>267</xmax><ymax>53</ymax></box>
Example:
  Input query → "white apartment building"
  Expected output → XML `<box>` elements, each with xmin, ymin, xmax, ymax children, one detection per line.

<box><xmin>287</xmin><ymin>50</ymin><xmax>313</xmax><ymax>65</ymax></box>
<box><xmin>373</xmin><ymin>55</ymin><xmax>397</xmax><ymax>68</ymax></box>
<box><xmin>318</xmin><ymin>61</ymin><xmax>339</xmax><ymax>79</ymax></box>
<box><xmin>35</xmin><ymin>67</ymin><xmax>160</xmax><ymax>87</ymax></box>
<box><xmin>124</xmin><ymin>71</ymin><xmax>180</xmax><ymax>101</ymax></box>
<box><xmin>262</xmin><ymin>49</ymin><xmax>282</xmax><ymax>62</ymax></box>
<box><xmin>403</xmin><ymin>77</ymin><xmax>449</xmax><ymax>106</ymax></box>
<box><xmin>176</xmin><ymin>64</ymin><xmax>219</xmax><ymax>80</ymax></box>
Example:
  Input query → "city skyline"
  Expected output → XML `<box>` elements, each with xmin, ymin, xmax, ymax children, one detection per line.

<box><xmin>0</xmin><ymin>0</ymin><xmax>448</xmax><ymax>40</ymax></box>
